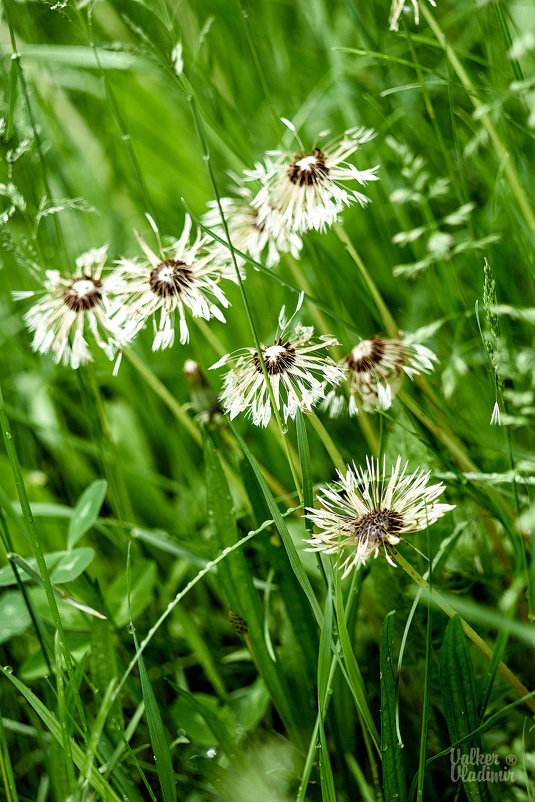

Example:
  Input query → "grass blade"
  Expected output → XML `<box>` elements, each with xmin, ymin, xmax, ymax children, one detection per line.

<box><xmin>380</xmin><ymin>612</ymin><xmax>407</xmax><ymax>802</ymax></box>
<box><xmin>203</xmin><ymin>428</ymin><xmax>305</xmax><ymax>743</ymax></box>
<box><xmin>131</xmin><ymin>627</ymin><xmax>177</xmax><ymax>802</ymax></box>
<box><xmin>0</xmin><ymin>667</ymin><xmax>121</xmax><ymax>801</ymax></box>
<box><xmin>440</xmin><ymin>616</ymin><xmax>490</xmax><ymax>802</ymax></box>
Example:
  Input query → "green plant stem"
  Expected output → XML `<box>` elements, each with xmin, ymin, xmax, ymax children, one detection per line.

<box><xmin>308</xmin><ymin>411</ymin><xmax>346</xmax><ymax>472</ymax></box>
<box><xmin>392</xmin><ymin>547</ymin><xmax>535</xmax><ymax>713</ymax></box>
<box><xmin>335</xmin><ymin>223</ymin><xmax>399</xmax><ymax>338</ymax></box>
<box><xmin>416</xmin><ymin>530</ymin><xmax>432</xmax><ymax>801</ymax></box>
<box><xmin>419</xmin><ymin>2</ymin><xmax>535</xmax><ymax>238</ymax></box>
<box><xmin>124</xmin><ymin>348</ymin><xmax>291</xmax><ymax>501</ymax></box>
<box><xmin>1</xmin><ymin>0</ymin><xmax>67</xmax><ymax>260</ymax></box>
<box><xmin>0</xmin><ymin>700</ymin><xmax>18</xmax><ymax>802</ymax></box>
<box><xmin>81</xmin><ymin>364</ymin><xmax>135</xmax><ymax>527</ymax></box>
<box><xmin>185</xmin><ymin>85</ymin><xmax>303</xmax><ymax>502</ymax></box>
<box><xmin>75</xmin><ymin>6</ymin><xmax>154</xmax><ymax>215</ymax></box>
<box><xmin>0</xmin><ymin>384</ymin><xmax>88</xmax><ymax>735</ymax></box>
<box><xmin>124</xmin><ymin>349</ymin><xmax>201</xmax><ymax>445</ymax></box>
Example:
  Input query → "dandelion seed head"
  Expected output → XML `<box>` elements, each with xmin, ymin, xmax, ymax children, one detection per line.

<box><xmin>149</xmin><ymin>260</ymin><xmax>192</xmax><ymax>298</ymax></box>
<box><xmin>17</xmin><ymin>246</ymin><xmax>124</xmax><ymax>369</ymax></box>
<box><xmin>287</xmin><ymin>149</ymin><xmax>329</xmax><ymax>187</ymax></box>
<box><xmin>306</xmin><ymin>456</ymin><xmax>454</xmax><ymax>575</ymax></box>
<box><xmin>247</xmin><ymin>126</ymin><xmax>379</xmax><ymax>234</ymax></box>
<box><xmin>62</xmin><ymin>275</ymin><xmax>103</xmax><ymax>312</ymax></box>
<box><xmin>322</xmin><ymin>336</ymin><xmax>438</xmax><ymax>417</ymax></box>
<box><xmin>107</xmin><ymin>216</ymin><xmax>231</xmax><ymax>350</ymax></box>
<box><xmin>213</xmin><ymin>305</ymin><xmax>343</xmax><ymax>427</ymax></box>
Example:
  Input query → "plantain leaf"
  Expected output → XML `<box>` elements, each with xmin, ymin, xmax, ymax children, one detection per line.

<box><xmin>68</xmin><ymin>480</ymin><xmax>107</xmax><ymax>548</ymax></box>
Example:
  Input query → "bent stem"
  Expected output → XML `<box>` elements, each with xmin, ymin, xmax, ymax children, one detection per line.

<box><xmin>392</xmin><ymin>547</ymin><xmax>535</xmax><ymax>713</ymax></box>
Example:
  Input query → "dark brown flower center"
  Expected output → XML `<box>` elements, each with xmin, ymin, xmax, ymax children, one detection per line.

<box><xmin>354</xmin><ymin>508</ymin><xmax>403</xmax><ymax>546</ymax></box>
<box><xmin>287</xmin><ymin>148</ymin><xmax>329</xmax><ymax>187</ymax></box>
<box><xmin>253</xmin><ymin>338</ymin><xmax>296</xmax><ymax>375</ymax></box>
<box><xmin>149</xmin><ymin>259</ymin><xmax>193</xmax><ymax>298</ymax></box>
<box><xmin>62</xmin><ymin>275</ymin><xmax>103</xmax><ymax>312</ymax></box>
<box><xmin>346</xmin><ymin>338</ymin><xmax>385</xmax><ymax>373</ymax></box>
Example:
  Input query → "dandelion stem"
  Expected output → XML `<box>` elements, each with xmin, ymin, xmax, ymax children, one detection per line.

<box><xmin>308</xmin><ymin>412</ymin><xmax>346</xmax><ymax>473</ymax></box>
<box><xmin>335</xmin><ymin>223</ymin><xmax>399</xmax><ymax>338</ymax></box>
<box><xmin>124</xmin><ymin>348</ymin><xmax>290</xmax><ymax>500</ymax></box>
<box><xmin>392</xmin><ymin>547</ymin><xmax>535</xmax><ymax>713</ymax></box>
<box><xmin>185</xmin><ymin>86</ymin><xmax>303</xmax><ymax>501</ymax></box>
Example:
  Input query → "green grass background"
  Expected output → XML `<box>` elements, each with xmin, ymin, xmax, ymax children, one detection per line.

<box><xmin>0</xmin><ymin>0</ymin><xmax>534</xmax><ymax>800</ymax></box>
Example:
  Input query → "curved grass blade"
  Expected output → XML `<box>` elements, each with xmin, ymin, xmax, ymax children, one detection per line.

<box><xmin>131</xmin><ymin>627</ymin><xmax>177</xmax><ymax>802</ymax></box>
<box><xmin>0</xmin><ymin>667</ymin><xmax>122</xmax><ymax>801</ymax></box>
<box><xmin>229</xmin><ymin>421</ymin><xmax>322</xmax><ymax>625</ymax></box>
<box><xmin>334</xmin><ymin>570</ymin><xmax>380</xmax><ymax>752</ymax></box>
<box><xmin>203</xmin><ymin>429</ymin><xmax>304</xmax><ymax>744</ymax></box>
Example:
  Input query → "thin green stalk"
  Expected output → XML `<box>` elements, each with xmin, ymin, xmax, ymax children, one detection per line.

<box><xmin>0</xmin><ymin>383</ymin><xmax>88</xmax><ymax>736</ymax></box>
<box><xmin>124</xmin><ymin>349</ymin><xmax>202</xmax><ymax>445</ymax></box>
<box><xmin>494</xmin><ymin>2</ymin><xmax>523</xmax><ymax>82</ymax></box>
<box><xmin>0</xmin><ymin>700</ymin><xmax>18</xmax><ymax>802</ymax></box>
<box><xmin>74</xmin><ymin>6</ymin><xmax>154</xmax><ymax>215</ymax></box>
<box><xmin>79</xmin><ymin>365</ymin><xmax>134</xmax><ymax>527</ymax></box>
<box><xmin>109</xmin><ymin>511</ymin><xmax>294</xmax><ymax>707</ymax></box>
<box><xmin>125</xmin><ymin>348</ymin><xmax>290</xmax><ymax>500</ymax></box>
<box><xmin>391</xmin><ymin>547</ymin><xmax>535</xmax><ymax>713</ymax></box>
<box><xmin>54</xmin><ymin>632</ymin><xmax>76</xmax><ymax>792</ymax></box>
<box><xmin>419</xmin><ymin>1</ymin><xmax>535</xmax><ymax>239</ymax></box>
<box><xmin>237</xmin><ymin>0</ymin><xmax>283</xmax><ymax>145</ymax></box>
<box><xmin>185</xmin><ymin>85</ymin><xmax>303</xmax><ymax>501</ymax></box>
<box><xmin>335</xmin><ymin>223</ymin><xmax>399</xmax><ymax>338</ymax></box>
<box><xmin>1</xmin><ymin>0</ymin><xmax>67</xmax><ymax>260</ymax></box>
<box><xmin>416</xmin><ymin>529</ymin><xmax>432</xmax><ymax>801</ymax></box>
<box><xmin>0</xmin><ymin>508</ymin><xmax>53</xmax><ymax>677</ymax></box>
<box><xmin>308</xmin><ymin>411</ymin><xmax>346</xmax><ymax>473</ymax></box>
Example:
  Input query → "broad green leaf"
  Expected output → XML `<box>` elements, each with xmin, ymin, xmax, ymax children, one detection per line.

<box><xmin>440</xmin><ymin>617</ymin><xmax>490</xmax><ymax>802</ymax></box>
<box><xmin>132</xmin><ymin>630</ymin><xmax>177</xmax><ymax>802</ymax></box>
<box><xmin>68</xmin><ymin>480</ymin><xmax>107</xmax><ymax>548</ymax></box>
<box><xmin>0</xmin><ymin>591</ymin><xmax>31</xmax><ymax>644</ymax></box>
<box><xmin>380</xmin><ymin>612</ymin><xmax>407</xmax><ymax>802</ymax></box>
<box><xmin>0</xmin><ymin>549</ymin><xmax>95</xmax><ymax>587</ymax></box>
